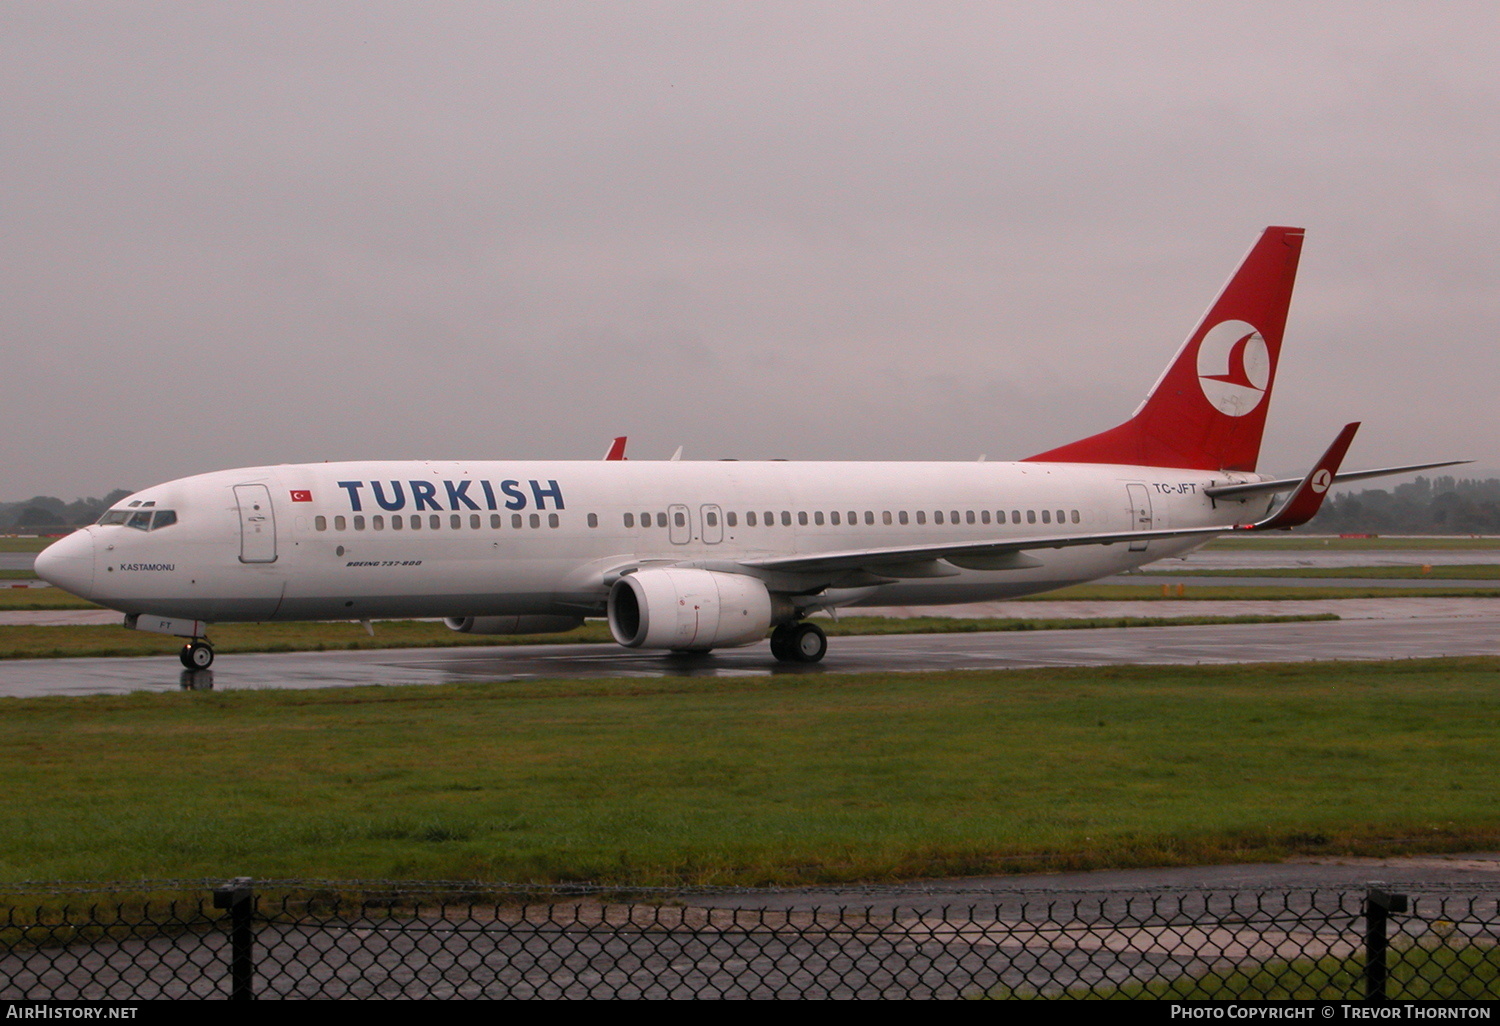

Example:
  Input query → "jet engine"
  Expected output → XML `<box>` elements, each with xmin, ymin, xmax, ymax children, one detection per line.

<box><xmin>443</xmin><ymin>615</ymin><xmax>584</xmax><ymax>634</ymax></box>
<box><xmin>607</xmin><ymin>568</ymin><xmax>777</xmax><ymax>651</ymax></box>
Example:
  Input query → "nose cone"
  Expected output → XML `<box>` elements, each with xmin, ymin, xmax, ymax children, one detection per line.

<box><xmin>34</xmin><ymin>530</ymin><xmax>95</xmax><ymax>600</ymax></box>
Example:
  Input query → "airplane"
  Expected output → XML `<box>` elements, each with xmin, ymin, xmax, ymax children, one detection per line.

<box><xmin>35</xmin><ymin>226</ymin><xmax>1464</xmax><ymax>670</ymax></box>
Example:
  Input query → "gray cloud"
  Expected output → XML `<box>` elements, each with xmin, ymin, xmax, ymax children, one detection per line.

<box><xmin>3</xmin><ymin>2</ymin><xmax>1497</xmax><ymax>499</ymax></box>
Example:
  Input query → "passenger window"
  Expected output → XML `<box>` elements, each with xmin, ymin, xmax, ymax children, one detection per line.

<box><xmin>335</xmin><ymin>516</ymin><xmax>346</xmax><ymax>531</ymax></box>
<box><xmin>898</xmin><ymin>511</ymin><xmax>909</xmax><ymax>525</ymax></box>
<box><xmin>781</xmin><ymin>511</ymin><xmax>791</xmax><ymax>526</ymax></box>
<box><xmin>848</xmin><ymin>511</ymin><xmax>857</xmax><ymax>524</ymax></box>
<box><xmin>799</xmin><ymin>511</ymin><xmax>810</xmax><ymax>526</ymax></box>
<box><xmin>429</xmin><ymin>514</ymin><xmax>440</xmax><ymax>530</ymax></box>
<box><xmin>624</xmin><ymin>513</ymin><xmax>635</xmax><ymax>527</ymax></box>
<box><xmin>490</xmin><ymin>514</ymin><xmax>501</xmax><ymax>528</ymax></box>
<box><xmin>726</xmin><ymin>512</ymin><xmax>737</xmax><ymax>527</ymax></box>
<box><xmin>882</xmin><ymin>511</ymin><xmax>892</xmax><ymax>525</ymax></box>
<box><xmin>373</xmin><ymin>515</ymin><xmax>385</xmax><ymax>530</ymax></box>
<box><xmin>587</xmin><ymin>513</ymin><xmax>598</xmax><ymax>528</ymax></box>
<box><xmin>830</xmin><ymin>511</ymin><xmax>840</xmax><ymax>526</ymax></box>
<box><xmin>152</xmin><ymin>510</ymin><xmax>177</xmax><ymax>530</ymax></box>
<box><xmin>1041</xmin><ymin>510</ymin><xmax>1051</xmax><ymax>524</ymax></box>
<box><xmin>657</xmin><ymin>512</ymin><xmax>668</xmax><ymax>528</ymax></box>
<box><xmin>674</xmin><ymin>511</ymin><xmax>686</xmax><ymax>528</ymax></box>
<box><xmin>530</xmin><ymin>513</ymin><xmax>541</xmax><ymax>528</ymax></box>
<box><xmin>1012</xmin><ymin>510</ymin><xmax>1021</xmax><ymax>524</ymax></box>
<box><xmin>706</xmin><ymin>511</ymin><xmax>718</xmax><ymax>527</ymax></box>
<box><xmin>980</xmin><ymin>511</ymin><xmax>990</xmax><ymax>524</ymax></box>
<box><xmin>411</xmin><ymin>515</ymin><xmax>422</xmax><ymax>529</ymax></box>
<box><xmin>471</xmin><ymin>514</ymin><xmax>481</xmax><ymax>529</ymax></box>
<box><xmin>916</xmin><ymin>511</ymin><xmax>927</xmax><ymax>525</ymax></box>
<box><xmin>965</xmin><ymin>511</ymin><xmax>974</xmax><ymax>524</ymax></box>
<box><xmin>746</xmin><ymin>511</ymin><xmax>757</xmax><ymax>527</ymax></box>
<box><xmin>548</xmin><ymin>514</ymin><xmax>559</xmax><ymax>528</ymax></box>
<box><xmin>391</xmin><ymin>516</ymin><xmax>403</xmax><ymax>531</ymax></box>
<box><xmin>450</xmin><ymin>514</ymin><xmax>461</xmax><ymax>530</ymax></box>
<box><xmin>1027</xmin><ymin>510</ymin><xmax>1036</xmax><ymax>524</ymax></box>
<box><xmin>512</xmin><ymin>514</ymin><xmax>523</xmax><ymax>529</ymax></box>
<box><xmin>866</xmin><ymin>511</ymin><xmax>875</xmax><ymax>525</ymax></box>
<box><xmin>315</xmin><ymin>516</ymin><xmax>327</xmax><ymax>532</ymax></box>
<box><xmin>1056</xmin><ymin>510</ymin><xmax>1065</xmax><ymax>524</ymax></box>
<box><xmin>354</xmin><ymin>516</ymin><xmax>365</xmax><ymax>530</ymax></box>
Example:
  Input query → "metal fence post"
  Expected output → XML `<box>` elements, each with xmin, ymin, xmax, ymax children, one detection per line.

<box><xmin>213</xmin><ymin>876</ymin><xmax>256</xmax><ymax>1001</ymax></box>
<box><xmin>1364</xmin><ymin>887</ymin><xmax>1407</xmax><ymax>1002</ymax></box>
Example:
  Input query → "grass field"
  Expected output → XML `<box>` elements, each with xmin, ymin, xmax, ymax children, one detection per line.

<box><xmin>1136</xmin><ymin>564</ymin><xmax>1500</xmax><ymax>579</ymax></box>
<box><xmin>2</xmin><ymin>657</ymin><xmax>1498</xmax><ymax>885</ymax></box>
<box><xmin>1203</xmin><ymin>536</ymin><xmax>1500</xmax><ymax>550</ymax></box>
<box><xmin>1000</xmin><ymin>944</ymin><xmax>1500</xmax><ymax>1000</ymax></box>
<box><xmin>0</xmin><ymin>537</ymin><xmax>59</xmax><ymax>553</ymax></box>
<box><xmin>0</xmin><ymin>612</ymin><xmax>1336</xmax><ymax>660</ymax></box>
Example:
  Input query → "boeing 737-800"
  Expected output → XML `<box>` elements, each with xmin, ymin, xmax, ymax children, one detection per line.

<box><xmin>35</xmin><ymin>227</ymin><xmax>1460</xmax><ymax>669</ymax></box>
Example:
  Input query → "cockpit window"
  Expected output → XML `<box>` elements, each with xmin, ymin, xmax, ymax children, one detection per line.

<box><xmin>101</xmin><ymin>508</ymin><xmax>177</xmax><ymax>530</ymax></box>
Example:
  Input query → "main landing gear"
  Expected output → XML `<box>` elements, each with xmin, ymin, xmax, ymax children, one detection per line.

<box><xmin>769</xmin><ymin>621</ymin><xmax>827</xmax><ymax>664</ymax></box>
<box><xmin>179</xmin><ymin>639</ymin><xmax>215</xmax><ymax>669</ymax></box>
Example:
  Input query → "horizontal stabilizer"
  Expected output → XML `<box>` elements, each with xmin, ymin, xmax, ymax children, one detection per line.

<box><xmin>1204</xmin><ymin>459</ymin><xmax>1471</xmax><ymax>500</ymax></box>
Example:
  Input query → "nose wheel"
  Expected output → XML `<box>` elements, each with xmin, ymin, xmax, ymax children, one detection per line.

<box><xmin>179</xmin><ymin>640</ymin><xmax>215</xmax><ymax>669</ymax></box>
<box><xmin>769</xmin><ymin>621</ymin><xmax>827</xmax><ymax>663</ymax></box>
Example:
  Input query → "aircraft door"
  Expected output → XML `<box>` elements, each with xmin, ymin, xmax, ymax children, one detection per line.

<box><xmin>701</xmin><ymin>504</ymin><xmax>723</xmax><ymax>544</ymax></box>
<box><xmin>1126</xmin><ymin>483</ymin><xmax>1153</xmax><ymax>552</ymax></box>
<box><xmin>234</xmin><ymin>484</ymin><xmax>278</xmax><ymax>563</ymax></box>
<box><xmin>668</xmin><ymin>504</ymin><xmax>692</xmax><ymax>545</ymax></box>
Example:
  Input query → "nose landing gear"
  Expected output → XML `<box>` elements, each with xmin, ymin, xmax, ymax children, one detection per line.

<box><xmin>179</xmin><ymin>639</ymin><xmax>215</xmax><ymax>669</ymax></box>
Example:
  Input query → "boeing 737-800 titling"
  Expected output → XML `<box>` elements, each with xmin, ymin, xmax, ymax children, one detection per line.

<box><xmin>36</xmin><ymin>227</ymin><xmax>1462</xmax><ymax>669</ymax></box>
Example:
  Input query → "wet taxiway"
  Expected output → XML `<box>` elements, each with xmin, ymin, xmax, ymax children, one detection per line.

<box><xmin>5</xmin><ymin>607</ymin><xmax>1500</xmax><ymax>699</ymax></box>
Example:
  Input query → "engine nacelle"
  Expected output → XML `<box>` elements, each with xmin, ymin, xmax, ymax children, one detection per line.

<box><xmin>443</xmin><ymin>615</ymin><xmax>584</xmax><ymax>635</ymax></box>
<box><xmin>608</xmin><ymin>568</ymin><xmax>774</xmax><ymax>651</ymax></box>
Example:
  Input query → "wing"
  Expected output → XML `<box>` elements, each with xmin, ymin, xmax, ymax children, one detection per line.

<box><xmin>734</xmin><ymin>423</ymin><xmax>1364</xmax><ymax>582</ymax></box>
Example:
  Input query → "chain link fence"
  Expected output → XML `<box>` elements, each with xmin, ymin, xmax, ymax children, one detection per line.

<box><xmin>3</xmin><ymin>880</ymin><xmax>1498</xmax><ymax>999</ymax></box>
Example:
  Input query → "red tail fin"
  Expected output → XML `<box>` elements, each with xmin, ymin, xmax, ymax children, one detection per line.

<box><xmin>1026</xmin><ymin>226</ymin><xmax>1304</xmax><ymax>472</ymax></box>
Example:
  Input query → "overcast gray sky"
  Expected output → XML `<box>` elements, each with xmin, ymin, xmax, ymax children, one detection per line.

<box><xmin>3</xmin><ymin>2</ymin><xmax>1496</xmax><ymax>500</ymax></box>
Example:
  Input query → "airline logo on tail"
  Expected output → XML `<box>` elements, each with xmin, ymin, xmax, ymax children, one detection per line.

<box><xmin>1196</xmin><ymin>319</ymin><xmax>1270</xmax><ymax>417</ymax></box>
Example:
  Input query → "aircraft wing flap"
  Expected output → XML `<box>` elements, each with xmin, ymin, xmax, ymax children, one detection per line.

<box><xmin>736</xmin><ymin>523</ymin><xmax>1235</xmax><ymax>577</ymax></box>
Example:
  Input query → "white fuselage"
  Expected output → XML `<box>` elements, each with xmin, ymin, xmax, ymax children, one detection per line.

<box><xmin>40</xmin><ymin>459</ymin><xmax>1271</xmax><ymax>624</ymax></box>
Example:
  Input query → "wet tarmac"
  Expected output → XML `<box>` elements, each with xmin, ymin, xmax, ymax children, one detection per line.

<box><xmin>5</xmin><ymin>606</ymin><xmax>1500</xmax><ymax>699</ymax></box>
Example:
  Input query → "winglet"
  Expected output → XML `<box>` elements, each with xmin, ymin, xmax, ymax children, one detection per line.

<box><xmin>604</xmin><ymin>437</ymin><xmax>628</xmax><ymax>461</ymax></box>
<box><xmin>1242</xmin><ymin>422</ymin><xmax>1359</xmax><ymax>531</ymax></box>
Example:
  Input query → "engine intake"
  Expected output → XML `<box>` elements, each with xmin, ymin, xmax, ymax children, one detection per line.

<box><xmin>608</xmin><ymin>568</ymin><xmax>774</xmax><ymax>651</ymax></box>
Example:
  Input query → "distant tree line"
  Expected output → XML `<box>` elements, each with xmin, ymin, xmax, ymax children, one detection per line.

<box><xmin>0</xmin><ymin>490</ymin><xmax>133</xmax><ymax>531</ymax></box>
<box><xmin>1303</xmin><ymin>476</ymin><xmax>1500</xmax><ymax>535</ymax></box>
